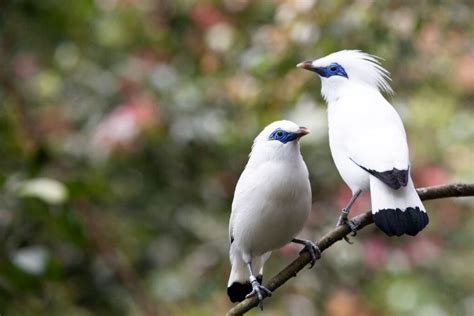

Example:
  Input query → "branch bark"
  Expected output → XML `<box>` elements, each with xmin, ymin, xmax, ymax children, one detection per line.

<box><xmin>226</xmin><ymin>183</ymin><xmax>474</xmax><ymax>316</ymax></box>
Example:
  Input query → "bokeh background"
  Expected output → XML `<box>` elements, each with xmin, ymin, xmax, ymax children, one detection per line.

<box><xmin>1</xmin><ymin>0</ymin><xmax>473</xmax><ymax>315</ymax></box>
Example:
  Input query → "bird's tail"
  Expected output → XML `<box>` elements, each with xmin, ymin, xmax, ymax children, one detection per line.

<box><xmin>227</xmin><ymin>244</ymin><xmax>270</xmax><ymax>302</ymax></box>
<box><xmin>370</xmin><ymin>175</ymin><xmax>428</xmax><ymax>236</ymax></box>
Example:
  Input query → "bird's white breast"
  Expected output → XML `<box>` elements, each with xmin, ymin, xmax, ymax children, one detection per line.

<box><xmin>328</xmin><ymin>99</ymin><xmax>370</xmax><ymax>192</ymax></box>
<box><xmin>231</xmin><ymin>157</ymin><xmax>311</xmax><ymax>257</ymax></box>
<box><xmin>327</xmin><ymin>84</ymin><xmax>408</xmax><ymax>193</ymax></box>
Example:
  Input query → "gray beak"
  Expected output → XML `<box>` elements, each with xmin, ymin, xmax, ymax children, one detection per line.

<box><xmin>296</xmin><ymin>126</ymin><xmax>310</xmax><ymax>137</ymax></box>
<box><xmin>296</xmin><ymin>60</ymin><xmax>314</xmax><ymax>71</ymax></box>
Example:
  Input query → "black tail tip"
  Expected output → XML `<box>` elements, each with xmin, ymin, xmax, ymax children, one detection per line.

<box><xmin>373</xmin><ymin>207</ymin><xmax>429</xmax><ymax>237</ymax></box>
<box><xmin>227</xmin><ymin>275</ymin><xmax>262</xmax><ymax>303</ymax></box>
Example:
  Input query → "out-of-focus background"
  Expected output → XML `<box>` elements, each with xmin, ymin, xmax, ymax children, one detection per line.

<box><xmin>0</xmin><ymin>0</ymin><xmax>473</xmax><ymax>315</ymax></box>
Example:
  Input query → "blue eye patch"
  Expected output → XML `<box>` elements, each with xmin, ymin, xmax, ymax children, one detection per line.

<box><xmin>314</xmin><ymin>63</ymin><xmax>348</xmax><ymax>79</ymax></box>
<box><xmin>269</xmin><ymin>128</ymin><xmax>299</xmax><ymax>144</ymax></box>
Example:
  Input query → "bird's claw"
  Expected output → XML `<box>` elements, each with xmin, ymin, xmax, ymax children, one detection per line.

<box><xmin>246</xmin><ymin>279</ymin><xmax>272</xmax><ymax>310</ymax></box>
<box><xmin>343</xmin><ymin>236</ymin><xmax>354</xmax><ymax>244</ymax></box>
<box><xmin>336</xmin><ymin>210</ymin><xmax>359</xmax><ymax>243</ymax></box>
<box><xmin>298</xmin><ymin>240</ymin><xmax>321</xmax><ymax>269</ymax></box>
<box><xmin>346</xmin><ymin>219</ymin><xmax>359</xmax><ymax>235</ymax></box>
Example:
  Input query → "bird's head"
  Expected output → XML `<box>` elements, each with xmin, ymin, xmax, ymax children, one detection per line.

<box><xmin>297</xmin><ymin>50</ymin><xmax>393</xmax><ymax>102</ymax></box>
<box><xmin>250</xmin><ymin>120</ymin><xmax>309</xmax><ymax>162</ymax></box>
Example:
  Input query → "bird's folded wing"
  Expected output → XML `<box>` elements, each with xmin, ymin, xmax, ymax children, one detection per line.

<box><xmin>347</xmin><ymin>120</ymin><xmax>410</xmax><ymax>188</ymax></box>
<box><xmin>228</xmin><ymin>166</ymin><xmax>264</xmax><ymax>237</ymax></box>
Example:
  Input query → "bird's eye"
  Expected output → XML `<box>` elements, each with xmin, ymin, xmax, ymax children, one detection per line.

<box><xmin>330</xmin><ymin>66</ymin><xmax>337</xmax><ymax>72</ymax></box>
<box><xmin>276</xmin><ymin>130</ymin><xmax>284</xmax><ymax>137</ymax></box>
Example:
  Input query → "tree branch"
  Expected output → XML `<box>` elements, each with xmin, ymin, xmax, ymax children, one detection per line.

<box><xmin>226</xmin><ymin>183</ymin><xmax>474</xmax><ymax>316</ymax></box>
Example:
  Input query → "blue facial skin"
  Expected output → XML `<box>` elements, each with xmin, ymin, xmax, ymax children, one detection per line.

<box><xmin>314</xmin><ymin>63</ymin><xmax>348</xmax><ymax>79</ymax></box>
<box><xmin>269</xmin><ymin>128</ymin><xmax>299</xmax><ymax>144</ymax></box>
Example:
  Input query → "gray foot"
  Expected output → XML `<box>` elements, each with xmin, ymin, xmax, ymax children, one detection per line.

<box><xmin>245</xmin><ymin>278</ymin><xmax>272</xmax><ymax>310</ymax></box>
<box><xmin>336</xmin><ymin>209</ymin><xmax>359</xmax><ymax>243</ymax></box>
<box><xmin>295</xmin><ymin>239</ymin><xmax>321</xmax><ymax>268</ymax></box>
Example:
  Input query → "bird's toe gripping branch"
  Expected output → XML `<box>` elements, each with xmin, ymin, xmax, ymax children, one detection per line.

<box><xmin>245</xmin><ymin>276</ymin><xmax>272</xmax><ymax>310</ymax></box>
<box><xmin>336</xmin><ymin>209</ymin><xmax>360</xmax><ymax>243</ymax></box>
<box><xmin>292</xmin><ymin>238</ymin><xmax>321</xmax><ymax>269</ymax></box>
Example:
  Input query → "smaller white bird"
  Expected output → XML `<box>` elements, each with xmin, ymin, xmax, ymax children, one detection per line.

<box><xmin>297</xmin><ymin>50</ymin><xmax>428</xmax><ymax>239</ymax></box>
<box><xmin>227</xmin><ymin>120</ymin><xmax>319</xmax><ymax>307</ymax></box>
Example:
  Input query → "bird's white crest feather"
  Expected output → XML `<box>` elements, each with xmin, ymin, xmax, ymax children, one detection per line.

<box><xmin>313</xmin><ymin>50</ymin><xmax>393</xmax><ymax>98</ymax></box>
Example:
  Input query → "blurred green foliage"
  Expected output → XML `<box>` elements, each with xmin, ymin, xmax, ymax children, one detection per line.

<box><xmin>0</xmin><ymin>0</ymin><xmax>473</xmax><ymax>315</ymax></box>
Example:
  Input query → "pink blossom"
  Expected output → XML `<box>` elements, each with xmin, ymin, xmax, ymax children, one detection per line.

<box><xmin>335</xmin><ymin>185</ymin><xmax>370</xmax><ymax>216</ymax></box>
<box><xmin>414</xmin><ymin>164</ymin><xmax>450</xmax><ymax>187</ymax></box>
<box><xmin>91</xmin><ymin>96</ymin><xmax>159</xmax><ymax>156</ymax></box>
<box><xmin>190</xmin><ymin>4</ymin><xmax>228</xmax><ymax>30</ymax></box>
<box><xmin>14</xmin><ymin>53</ymin><xmax>38</xmax><ymax>79</ymax></box>
<box><xmin>456</xmin><ymin>53</ymin><xmax>474</xmax><ymax>93</ymax></box>
<box><xmin>363</xmin><ymin>237</ymin><xmax>388</xmax><ymax>269</ymax></box>
<box><xmin>403</xmin><ymin>235</ymin><xmax>443</xmax><ymax>265</ymax></box>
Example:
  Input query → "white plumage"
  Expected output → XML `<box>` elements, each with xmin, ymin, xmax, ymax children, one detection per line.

<box><xmin>298</xmin><ymin>50</ymin><xmax>428</xmax><ymax>237</ymax></box>
<box><xmin>227</xmin><ymin>120</ymin><xmax>318</xmax><ymax>305</ymax></box>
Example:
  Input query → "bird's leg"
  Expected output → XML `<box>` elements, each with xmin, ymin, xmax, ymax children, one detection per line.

<box><xmin>292</xmin><ymin>238</ymin><xmax>321</xmax><ymax>269</ymax></box>
<box><xmin>336</xmin><ymin>190</ymin><xmax>362</xmax><ymax>243</ymax></box>
<box><xmin>245</xmin><ymin>262</ymin><xmax>272</xmax><ymax>310</ymax></box>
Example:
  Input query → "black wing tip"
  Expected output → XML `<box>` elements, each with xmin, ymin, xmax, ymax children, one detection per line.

<box><xmin>373</xmin><ymin>207</ymin><xmax>429</xmax><ymax>236</ymax></box>
<box><xmin>367</xmin><ymin>167</ymin><xmax>409</xmax><ymax>190</ymax></box>
<box><xmin>354</xmin><ymin>161</ymin><xmax>409</xmax><ymax>190</ymax></box>
<box><xmin>227</xmin><ymin>275</ymin><xmax>262</xmax><ymax>303</ymax></box>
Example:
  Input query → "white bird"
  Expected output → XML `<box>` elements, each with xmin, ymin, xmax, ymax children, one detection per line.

<box><xmin>227</xmin><ymin>120</ymin><xmax>319</xmax><ymax>307</ymax></box>
<box><xmin>297</xmin><ymin>50</ymin><xmax>428</xmax><ymax>238</ymax></box>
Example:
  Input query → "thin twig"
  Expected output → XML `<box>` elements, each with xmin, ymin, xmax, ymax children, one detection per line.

<box><xmin>226</xmin><ymin>183</ymin><xmax>474</xmax><ymax>315</ymax></box>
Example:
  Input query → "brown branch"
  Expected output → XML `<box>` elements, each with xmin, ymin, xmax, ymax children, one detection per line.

<box><xmin>226</xmin><ymin>183</ymin><xmax>474</xmax><ymax>316</ymax></box>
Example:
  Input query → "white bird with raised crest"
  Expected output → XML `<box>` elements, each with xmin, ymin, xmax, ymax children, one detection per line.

<box><xmin>297</xmin><ymin>50</ymin><xmax>428</xmax><ymax>238</ymax></box>
<box><xmin>227</xmin><ymin>120</ymin><xmax>319</xmax><ymax>308</ymax></box>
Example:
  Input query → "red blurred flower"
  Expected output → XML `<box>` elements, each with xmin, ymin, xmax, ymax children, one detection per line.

<box><xmin>335</xmin><ymin>185</ymin><xmax>370</xmax><ymax>216</ymax></box>
<box><xmin>438</xmin><ymin>201</ymin><xmax>462</xmax><ymax>231</ymax></box>
<box><xmin>403</xmin><ymin>235</ymin><xmax>443</xmax><ymax>265</ymax></box>
<box><xmin>190</xmin><ymin>3</ymin><xmax>227</xmax><ymax>30</ymax></box>
<box><xmin>91</xmin><ymin>96</ymin><xmax>159</xmax><ymax>155</ymax></box>
<box><xmin>363</xmin><ymin>236</ymin><xmax>389</xmax><ymax>270</ymax></box>
<box><xmin>278</xmin><ymin>242</ymin><xmax>301</xmax><ymax>259</ymax></box>
<box><xmin>456</xmin><ymin>53</ymin><xmax>474</xmax><ymax>93</ymax></box>
<box><xmin>414</xmin><ymin>164</ymin><xmax>450</xmax><ymax>187</ymax></box>
<box><xmin>417</xmin><ymin>23</ymin><xmax>441</xmax><ymax>55</ymax></box>
<box><xmin>325</xmin><ymin>289</ymin><xmax>375</xmax><ymax>316</ymax></box>
<box><xmin>14</xmin><ymin>53</ymin><xmax>38</xmax><ymax>79</ymax></box>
